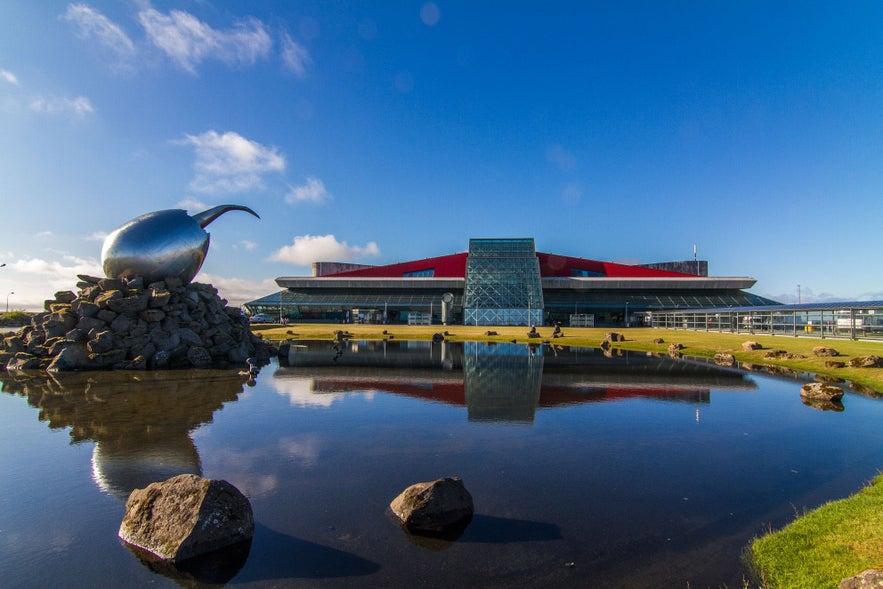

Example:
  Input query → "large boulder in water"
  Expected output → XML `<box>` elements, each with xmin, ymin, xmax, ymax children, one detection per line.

<box><xmin>389</xmin><ymin>477</ymin><xmax>474</xmax><ymax>532</ymax></box>
<box><xmin>118</xmin><ymin>474</ymin><xmax>254</xmax><ymax>562</ymax></box>
<box><xmin>800</xmin><ymin>382</ymin><xmax>844</xmax><ymax>402</ymax></box>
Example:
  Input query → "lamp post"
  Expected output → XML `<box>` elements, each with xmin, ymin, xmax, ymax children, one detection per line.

<box><xmin>625</xmin><ymin>301</ymin><xmax>629</xmax><ymax>327</ymax></box>
<box><xmin>6</xmin><ymin>291</ymin><xmax>13</xmax><ymax>313</ymax></box>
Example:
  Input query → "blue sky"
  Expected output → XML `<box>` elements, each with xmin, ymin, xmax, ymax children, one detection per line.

<box><xmin>2</xmin><ymin>1</ymin><xmax>882</xmax><ymax>311</ymax></box>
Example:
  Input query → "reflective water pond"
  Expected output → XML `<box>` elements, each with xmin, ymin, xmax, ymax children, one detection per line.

<box><xmin>2</xmin><ymin>340</ymin><xmax>882</xmax><ymax>588</ymax></box>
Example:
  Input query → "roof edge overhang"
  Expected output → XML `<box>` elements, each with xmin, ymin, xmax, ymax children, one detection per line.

<box><xmin>276</xmin><ymin>276</ymin><xmax>466</xmax><ymax>289</ymax></box>
<box><xmin>276</xmin><ymin>275</ymin><xmax>756</xmax><ymax>290</ymax></box>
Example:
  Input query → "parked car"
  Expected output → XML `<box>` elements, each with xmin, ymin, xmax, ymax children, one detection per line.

<box><xmin>249</xmin><ymin>313</ymin><xmax>274</xmax><ymax>324</ymax></box>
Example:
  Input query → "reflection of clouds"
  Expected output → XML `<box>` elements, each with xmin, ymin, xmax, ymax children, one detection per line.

<box><xmin>270</xmin><ymin>377</ymin><xmax>376</xmax><ymax>407</ymax></box>
<box><xmin>271</xmin><ymin>377</ymin><xmax>341</xmax><ymax>407</ymax></box>
<box><xmin>279</xmin><ymin>435</ymin><xmax>321</xmax><ymax>467</ymax></box>
<box><xmin>229</xmin><ymin>473</ymin><xmax>279</xmax><ymax>498</ymax></box>
<box><xmin>205</xmin><ymin>433</ymin><xmax>324</xmax><ymax>498</ymax></box>
<box><xmin>209</xmin><ymin>445</ymin><xmax>281</xmax><ymax>498</ymax></box>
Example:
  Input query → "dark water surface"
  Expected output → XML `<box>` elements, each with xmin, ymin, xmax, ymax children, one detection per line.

<box><xmin>2</xmin><ymin>340</ymin><xmax>882</xmax><ymax>588</ymax></box>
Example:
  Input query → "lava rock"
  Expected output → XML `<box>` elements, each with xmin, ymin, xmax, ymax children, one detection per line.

<box><xmin>118</xmin><ymin>474</ymin><xmax>254</xmax><ymax>562</ymax></box>
<box><xmin>0</xmin><ymin>276</ymin><xmax>271</xmax><ymax>372</ymax></box>
<box><xmin>813</xmin><ymin>346</ymin><xmax>840</xmax><ymax>357</ymax></box>
<box><xmin>389</xmin><ymin>477</ymin><xmax>474</xmax><ymax>532</ymax></box>
<box><xmin>714</xmin><ymin>353</ymin><xmax>736</xmax><ymax>367</ymax></box>
<box><xmin>800</xmin><ymin>382</ymin><xmax>844</xmax><ymax>402</ymax></box>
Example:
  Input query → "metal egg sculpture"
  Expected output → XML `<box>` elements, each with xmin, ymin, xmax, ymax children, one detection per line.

<box><xmin>100</xmin><ymin>204</ymin><xmax>259</xmax><ymax>285</ymax></box>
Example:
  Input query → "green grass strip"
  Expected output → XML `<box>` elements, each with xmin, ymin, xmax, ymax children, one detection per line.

<box><xmin>749</xmin><ymin>474</ymin><xmax>883</xmax><ymax>588</ymax></box>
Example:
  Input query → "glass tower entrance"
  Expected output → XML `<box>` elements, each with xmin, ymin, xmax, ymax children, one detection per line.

<box><xmin>463</xmin><ymin>238</ymin><xmax>544</xmax><ymax>326</ymax></box>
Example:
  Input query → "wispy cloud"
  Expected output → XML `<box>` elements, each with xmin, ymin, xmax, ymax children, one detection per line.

<box><xmin>236</xmin><ymin>240</ymin><xmax>258</xmax><ymax>251</ymax></box>
<box><xmin>85</xmin><ymin>231</ymin><xmax>108</xmax><ymax>242</ymax></box>
<box><xmin>0</xmin><ymin>68</ymin><xmax>19</xmax><ymax>85</ymax></box>
<box><xmin>269</xmin><ymin>234</ymin><xmax>381</xmax><ymax>266</ymax></box>
<box><xmin>62</xmin><ymin>3</ymin><xmax>136</xmax><ymax>69</ymax></box>
<box><xmin>561</xmin><ymin>182</ymin><xmax>582</xmax><ymax>205</ymax></box>
<box><xmin>179</xmin><ymin>130</ymin><xmax>285</xmax><ymax>194</ymax></box>
<box><xmin>29</xmin><ymin>95</ymin><xmax>94</xmax><ymax>117</ymax></box>
<box><xmin>420</xmin><ymin>3</ymin><xmax>441</xmax><ymax>27</ymax></box>
<box><xmin>61</xmin><ymin>5</ymin><xmax>311</xmax><ymax>77</ymax></box>
<box><xmin>545</xmin><ymin>143</ymin><xmax>577</xmax><ymax>172</ymax></box>
<box><xmin>285</xmin><ymin>177</ymin><xmax>331</xmax><ymax>205</ymax></box>
<box><xmin>280</xmin><ymin>31</ymin><xmax>310</xmax><ymax>77</ymax></box>
<box><xmin>139</xmin><ymin>8</ymin><xmax>272</xmax><ymax>73</ymax></box>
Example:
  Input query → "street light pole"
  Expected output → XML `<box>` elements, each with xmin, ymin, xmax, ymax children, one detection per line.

<box><xmin>6</xmin><ymin>291</ymin><xmax>13</xmax><ymax>313</ymax></box>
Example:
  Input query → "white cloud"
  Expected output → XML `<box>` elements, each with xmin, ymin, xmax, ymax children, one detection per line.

<box><xmin>29</xmin><ymin>95</ymin><xmax>94</xmax><ymax>117</ymax></box>
<box><xmin>179</xmin><ymin>130</ymin><xmax>285</xmax><ymax>194</ymax></box>
<box><xmin>174</xmin><ymin>197</ymin><xmax>209</xmax><ymax>213</ymax></box>
<box><xmin>35</xmin><ymin>230</ymin><xmax>54</xmax><ymax>239</ymax></box>
<box><xmin>0</xmin><ymin>68</ymin><xmax>19</xmax><ymax>85</ymax></box>
<box><xmin>192</xmin><ymin>272</ymin><xmax>278</xmax><ymax>307</ymax></box>
<box><xmin>285</xmin><ymin>177</ymin><xmax>331</xmax><ymax>205</ymax></box>
<box><xmin>280</xmin><ymin>31</ymin><xmax>310</xmax><ymax>77</ymax></box>
<box><xmin>237</xmin><ymin>240</ymin><xmax>258</xmax><ymax>251</ymax></box>
<box><xmin>269</xmin><ymin>234</ymin><xmax>381</xmax><ymax>266</ymax></box>
<box><xmin>139</xmin><ymin>8</ymin><xmax>272</xmax><ymax>73</ymax></box>
<box><xmin>86</xmin><ymin>231</ymin><xmax>108</xmax><ymax>242</ymax></box>
<box><xmin>10</xmin><ymin>255</ymin><xmax>103</xmax><ymax>304</ymax></box>
<box><xmin>62</xmin><ymin>3</ymin><xmax>136</xmax><ymax>67</ymax></box>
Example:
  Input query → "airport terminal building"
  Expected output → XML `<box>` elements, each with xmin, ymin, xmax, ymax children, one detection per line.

<box><xmin>245</xmin><ymin>238</ymin><xmax>777</xmax><ymax>327</ymax></box>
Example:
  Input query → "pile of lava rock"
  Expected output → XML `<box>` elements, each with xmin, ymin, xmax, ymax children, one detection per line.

<box><xmin>0</xmin><ymin>274</ymin><xmax>271</xmax><ymax>372</ymax></box>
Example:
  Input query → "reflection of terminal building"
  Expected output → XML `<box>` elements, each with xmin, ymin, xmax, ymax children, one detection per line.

<box><xmin>275</xmin><ymin>340</ymin><xmax>756</xmax><ymax>423</ymax></box>
<box><xmin>246</xmin><ymin>238</ymin><xmax>777</xmax><ymax>327</ymax></box>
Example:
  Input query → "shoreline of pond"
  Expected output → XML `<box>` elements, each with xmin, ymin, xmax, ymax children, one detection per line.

<box><xmin>258</xmin><ymin>324</ymin><xmax>883</xmax><ymax>587</ymax></box>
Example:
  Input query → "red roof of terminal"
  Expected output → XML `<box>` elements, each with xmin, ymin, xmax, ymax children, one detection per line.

<box><xmin>323</xmin><ymin>251</ymin><xmax>693</xmax><ymax>279</ymax></box>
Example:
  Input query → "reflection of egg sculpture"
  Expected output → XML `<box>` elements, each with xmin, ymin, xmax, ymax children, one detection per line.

<box><xmin>100</xmin><ymin>205</ymin><xmax>259</xmax><ymax>285</ymax></box>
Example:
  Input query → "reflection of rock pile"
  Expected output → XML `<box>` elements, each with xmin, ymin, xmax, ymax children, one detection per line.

<box><xmin>0</xmin><ymin>369</ymin><xmax>248</xmax><ymax>497</ymax></box>
<box><xmin>0</xmin><ymin>275</ymin><xmax>271</xmax><ymax>371</ymax></box>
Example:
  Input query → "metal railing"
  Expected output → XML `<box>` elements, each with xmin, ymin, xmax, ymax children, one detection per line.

<box><xmin>651</xmin><ymin>303</ymin><xmax>883</xmax><ymax>341</ymax></box>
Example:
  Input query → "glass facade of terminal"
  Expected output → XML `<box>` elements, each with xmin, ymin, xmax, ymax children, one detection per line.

<box><xmin>463</xmin><ymin>238</ymin><xmax>544</xmax><ymax>326</ymax></box>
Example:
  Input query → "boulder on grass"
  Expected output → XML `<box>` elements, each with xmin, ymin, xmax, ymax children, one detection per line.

<box><xmin>119</xmin><ymin>474</ymin><xmax>254</xmax><ymax>562</ymax></box>
<box><xmin>389</xmin><ymin>477</ymin><xmax>473</xmax><ymax>532</ymax></box>
<box><xmin>849</xmin><ymin>355</ymin><xmax>882</xmax><ymax>368</ymax></box>
<box><xmin>668</xmin><ymin>343</ymin><xmax>684</xmax><ymax>358</ymax></box>
<box><xmin>714</xmin><ymin>353</ymin><xmax>736</xmax><ymax>367</ymax></box>
<box><xmin>813</xmin><ymin>346</ymin><xmax>840</xmax><ymax>357</ymax></box>
<box><xmin>742</xmin><ymin>341</ymin><xmax>762</xmax><ymax>351</ymax></box>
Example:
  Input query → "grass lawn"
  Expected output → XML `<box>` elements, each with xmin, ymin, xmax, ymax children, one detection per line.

<box><xmin>749</xmin><ymin>474</ymin><xmax>883</xmax><ymax>588</ymax></box>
